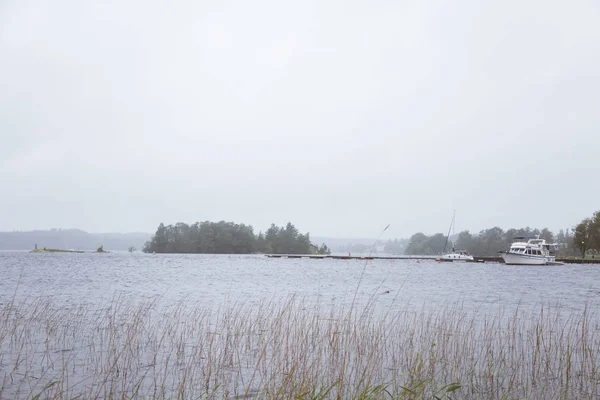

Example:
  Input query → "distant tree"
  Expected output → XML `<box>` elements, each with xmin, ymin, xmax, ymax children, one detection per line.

<box><xmin>404</xmin><ymin>233</ymin><xmax>427</xmax><ymax>255</ymax></box>
<box><xmin>477</xmin><ymin>227</ymin><xmax>505</xmax><ymax>255</ymax></box>
<box><xmin>265</xmin><ymin>222</ymin><xmax>311</xmax><ymax>254</ymax></box>
<box><xmin>428</xmin><ymin>233</ymin><xmax>447</xmax><ymax>254</ymax></box>
<box><xmin>265</xmin><ymin>224</ymin><xmax>281</xmax><ymax>253</ymax></box>
<box><xmin>143</xmin><ymin>223</ymin><xmax>168</xmax><ymax>253</ymax></box>
<box><xmin>317</xmin><ymin>243</ymin><xmax>331</xmax><ymax>255</ymax></box>
<box><xmin>455</xmin><ymin>231</ymin><xmax>477</xmax><ymax>254</ymax></box>
<box><xmin>255</xmin><ymin>232</ymin><xmax>269</xmax><ymax>253</ymax></box>
<box><xmin>539</xmin><ymin>228</ymin><xmax>554</xmax><ymax>244</ymax></box>
<box><xmin>128</xmin><ymin>246</ymin><xmax>136</xmax><ymax>253</ymax></box>
<box><xmin>574</xmin><ymin>218</ymin><xmax>592</xmax><ymax>257</ymax></box>
<box><xmin>590</xmin><ymin>211</ymin><xmax>600</xmax><ymax>251</ymax></box>
<box><xmin>403</xmin><ymin>232</ymin><xmax>448</xmax><ymax>255</ymax></box>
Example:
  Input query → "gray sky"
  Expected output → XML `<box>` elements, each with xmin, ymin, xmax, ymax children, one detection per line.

<box><xmin>1</xmin><ymin>0</ymin><xmax>599</xmax><ymax>239</ymax></box>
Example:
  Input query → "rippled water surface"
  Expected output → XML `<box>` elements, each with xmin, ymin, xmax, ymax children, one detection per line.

<box><xmin>1</xmin><ymin>252</ymin><xmax>600</xmax><ymax>399</ymax></box>
<box><xmin>2</xmin><ymin>251</ymin><xmax>599</xmax><ymax>313</ymax></box>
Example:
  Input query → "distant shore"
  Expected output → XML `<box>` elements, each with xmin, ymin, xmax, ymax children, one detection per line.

<box><xmin>30</xmin><ymin>248</ymin><xmax>85</xmax><ymax>253</ymax></box>
<box><xmin>30</xmin><ymin>248</ymin><xmax>109</xmax><ymax>254</ymax></box>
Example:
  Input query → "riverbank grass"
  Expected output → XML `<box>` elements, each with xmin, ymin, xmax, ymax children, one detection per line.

<box><xmin>1</xmin><ymin>296</ymin><xmax>599</xmax><ymax>399</ymax></box>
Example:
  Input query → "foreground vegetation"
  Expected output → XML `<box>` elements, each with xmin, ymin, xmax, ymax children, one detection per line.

<box><xmin>1</xmin><ymin>295</ymin><xmax>598</xmax><ymax>399</ymax></box>
<box><xmin>143</xmin><ymin>221</ymin><xmax>330</xmax><ymax>255</ymax></box>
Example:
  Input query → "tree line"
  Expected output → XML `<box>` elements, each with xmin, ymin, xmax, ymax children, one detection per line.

<box><xmin>403</xmin><ymin>225</ymin><xmax>587</xmax><ymax>257</ymax></box>
<box><xmin>142</xmin><ymin>221</ymin><xmax>330</xmax><ymax>255</ymax></box>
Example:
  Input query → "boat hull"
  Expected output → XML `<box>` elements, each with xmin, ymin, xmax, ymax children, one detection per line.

<box><xmin>500</xmin><ymin>252</ymin><xmax>551</xmax><ymax>265</ymax></box>
<box><xmin>438</xmin><ymin>253</ymin><xmax>474</xmax><ymax>262</ymax></box>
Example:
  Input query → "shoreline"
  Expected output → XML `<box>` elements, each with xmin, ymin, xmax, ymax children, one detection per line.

<box><xmin>30</xmin><ymin>248</ymin><xmax>109</xmax><ymax>254</ymax></box>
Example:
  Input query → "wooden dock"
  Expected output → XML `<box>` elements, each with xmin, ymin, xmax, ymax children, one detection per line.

<box><xmin>265</xmin><ymin>254</ymin><xmax>435</xmax><ymax>260</ymax></box>
<box><xmin>555</xmin><ymin>258</ymin><xmax>599</xmax><ymax>264</ymax></box>
<box><xmin>265</xmin><ymin>255</ymin><xmax>599</xmax><ymax>264</ymax></box>
<box><xmin>265</xmin><ymin>254</ymin><xmax>503</xmax><ymax>262</ymax></box>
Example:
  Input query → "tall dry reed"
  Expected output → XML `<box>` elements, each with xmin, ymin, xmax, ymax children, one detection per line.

<box><xmin>0</xmin><ymin>294</ymin><xmax>598</xmax><ymax>399</ymax></box>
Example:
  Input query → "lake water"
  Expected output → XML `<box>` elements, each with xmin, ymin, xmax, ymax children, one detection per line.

<box><xmin>1</xmin><ymin>251</ymin><xmax>600</xmax><ymax>399</ymax></box>
<box><xmin>2</xmin><ymin>251</ymin><xmax>599</xmax><ymax>313</ymax></box>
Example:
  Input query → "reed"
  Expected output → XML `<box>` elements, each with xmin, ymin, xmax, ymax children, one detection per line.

<box><xmin>0</xmin><ymin>295</ymin><xmax>598</xmax><ymax>399</ymax></box>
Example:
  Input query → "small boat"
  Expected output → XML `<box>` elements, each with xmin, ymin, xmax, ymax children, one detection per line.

<box><xmin>438</xmin><ymin>210</ymin><xmax>474</xmax><ymax>262</ymax></box>
<box><xmin>438</xmin><ymin>248</ymin><xmax>474</xmax><ymax>262</ymax></box>
<box><xmin>499</xmin><ymin>236</ymin><xmax>563</xmax><ymax>265</ymax></box>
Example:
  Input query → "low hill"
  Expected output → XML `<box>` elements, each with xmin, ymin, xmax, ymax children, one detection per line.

<box><xmin>0</xmin><ymin>229</ymin><xmax>152</xmax><ymax>251</ymax></box>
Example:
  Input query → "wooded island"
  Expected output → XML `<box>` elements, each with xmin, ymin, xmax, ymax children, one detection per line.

<box><xmin>142</xmin><ymin>221</ymin><xmax>330</xmax><ymax>255</ymax></box>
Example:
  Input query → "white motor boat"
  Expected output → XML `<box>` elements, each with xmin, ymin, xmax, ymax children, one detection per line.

<box><xmin>499</xmin><ymin>236</ymin><xmax>562</xmax><ymax>265</ymax></box>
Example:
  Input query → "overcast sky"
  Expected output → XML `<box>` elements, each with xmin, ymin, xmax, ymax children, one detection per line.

<box><xmin>1</xmin><ymin>0</ymin><xmax>599</xmax><ymax>239</ymax></box>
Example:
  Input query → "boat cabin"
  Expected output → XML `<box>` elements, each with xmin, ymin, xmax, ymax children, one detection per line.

<box><xmin>509</xmin><ymin>236</ymin><xmax>557</xmax><ymax>257</ymax></box>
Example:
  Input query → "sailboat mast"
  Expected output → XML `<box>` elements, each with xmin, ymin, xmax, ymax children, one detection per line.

<box><xmin>443</xmin><ymin>210</ymin><xmax>455</xmax><ymax>253</ymax></box>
